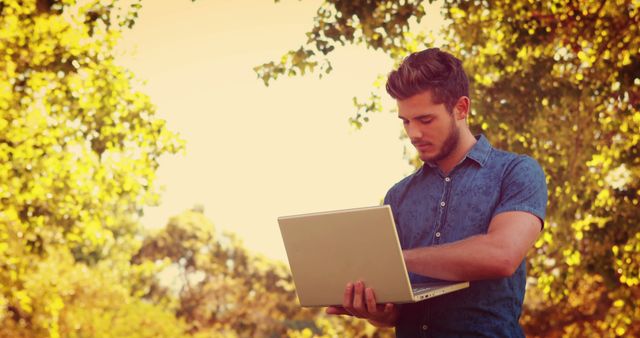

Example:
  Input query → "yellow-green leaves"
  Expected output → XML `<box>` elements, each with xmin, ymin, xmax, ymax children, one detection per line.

<box><xmin>1</xmin><ymin>1</ymin><xmax>183</xmax><ymax>337</ymax></box>
<box><xmin>613</xmin><ymin>233</ymin><xmax>640</xmax><ymax>287</ymax></box>
<box><xmin>133</xmin><ymin>209</ymin><xmax>393</xmax><ymax>337</ymax></box>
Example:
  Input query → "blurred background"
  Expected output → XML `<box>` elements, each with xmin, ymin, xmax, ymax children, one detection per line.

<box><xmin>1</xmin><ymin>0</ymin><xmax>638</xmax><ymax>337</ymax></box>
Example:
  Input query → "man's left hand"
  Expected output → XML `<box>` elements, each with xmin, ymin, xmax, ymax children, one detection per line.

<box><xmin>325</xmin><ymin>281</ymin><xmax>398</xmax><ymax>327</ymax></box>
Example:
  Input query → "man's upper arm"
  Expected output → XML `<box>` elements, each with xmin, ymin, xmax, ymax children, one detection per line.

<box><xmin>493</xmin><ymin>155</ymin><xmax>548</xmax><ymax>228</ymax></box>
<box><xmin>488</xmin><ymin>155</ymin><xmax>548</xmax><ymax>273</ymax></box>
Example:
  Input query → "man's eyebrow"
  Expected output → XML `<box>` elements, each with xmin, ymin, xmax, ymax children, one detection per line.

<box><xmin>398</xmin><ymin>113</ymin><xmax>436</xmax><ymax>120</ymax></box>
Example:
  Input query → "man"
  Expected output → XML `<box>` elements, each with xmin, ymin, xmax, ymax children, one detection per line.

<box><xmin>326</xmin><ymin>48</ymin><xmax>547</xmax><ymax>337</ymax></box>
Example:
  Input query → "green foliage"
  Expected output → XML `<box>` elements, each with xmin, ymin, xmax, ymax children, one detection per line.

<box><xmin>259</xmin><ymin>0</ymin><xmax>640</xmax><ymax>336</ymax></box>
<box><xmin>255</xmin><ymin>0</ymin><xmax>430</xmax><ymax>86</ymax></box>
<box><xmin>0</xmin><ymin>1</ymin><xmax>184</xmax><ymax>337</ymax></box>
<box><xmin>1</xmin><ymin>1</ymin><xmax>393</xmax><ymax>336</ymax></box>
<box><xmin>134</xmin><ymin>209</ymin><xmax>394</xmax><ymax>337</ymax></box>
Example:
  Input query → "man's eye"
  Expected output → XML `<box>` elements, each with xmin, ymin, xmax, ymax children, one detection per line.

<box><xmin>401</xmin><ymin>120</ymin><xmax>409</xmax><ymax>125</ymax></box>
<box><xmin>420</xmin><ymin>119</ymin><xmax>432</xmax><ymax>124</ymax></box>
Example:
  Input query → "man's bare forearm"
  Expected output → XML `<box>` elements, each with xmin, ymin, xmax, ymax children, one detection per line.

<box><xmin>403</xmin><ymin>211</ymin><xmax>541</xmax><ymax>281</ymax></box>
<box><xmin>403</xmin><ymin>234</ymin><xmax>515</xmax><ymax>281</ymax></box>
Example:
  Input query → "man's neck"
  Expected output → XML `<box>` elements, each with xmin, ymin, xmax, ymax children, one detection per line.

<box><xmin>436</xmin><ymin>130</ymin><xmax>477</xmax><ymax>175</ymax></box>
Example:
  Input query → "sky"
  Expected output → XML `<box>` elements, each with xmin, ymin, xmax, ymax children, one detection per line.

<box><xmin>116</xmin><ymin>0</ymin><xmax>444</xmax><ymax>262</ymax></box>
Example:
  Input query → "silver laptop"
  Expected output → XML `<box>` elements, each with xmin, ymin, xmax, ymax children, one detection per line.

<box><xmin>278</xmin><ymin>205</ymin><xmax>469</xmax><ymax>306</ymax></box>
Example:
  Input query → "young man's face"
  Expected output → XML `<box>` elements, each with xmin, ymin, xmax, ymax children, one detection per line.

<box><xmin>397</xmin><ymin>90</ymin><xmax>463</xmax><ymax>163</ymax></box>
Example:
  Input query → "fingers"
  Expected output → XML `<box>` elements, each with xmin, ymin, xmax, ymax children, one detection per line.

<box><xmin>341</xmin><ymin>281</ymin><xmax>364</xmax><ymax>317</ymax></box>
<box><xmin>352</xmin><ymin>281</ymin><xmax>365</xmax><ymax>311</ymax></box>
<box><xmin>347</xmin><ymin>281</ymin><xmax>373</xmax><ymax>318</ymax></box>
<box><xmin>327</xmin><ymin>282</ymin><xmax>398</xmax><ymax>327</ymax></box>
<box><xmin>330</xmin><ymin>281</ymin><xmax>385</xmax><ymax>320</ymax></box>
<box><xmin>365</xmin><ymin>287</ymin><xmax>378</xmax><ymax>314</ymax></box>
<box><xmin>325</xmin><ymin>306</ymin><xmax>349</xmax><ymax>315</ymax></box>
<box><xmin>341</xmin><ymin>282</ymin><xmax>358</xmax><ymax>317</ymax></box>
<box><xmin>343</xmin><ymin>282</ymin><xmax>354</xmax><ymax>309</ymax></box>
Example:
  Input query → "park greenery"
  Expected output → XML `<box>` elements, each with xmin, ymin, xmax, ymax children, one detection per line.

<box><xmin>1</xmin><ymin>0</ymin><xmax>638</xmax><ymax>337</ymax></box>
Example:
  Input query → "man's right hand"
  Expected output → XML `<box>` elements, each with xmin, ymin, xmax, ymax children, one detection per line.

<box><xmin>325</xmin><ymin>281</ymin><xmax>399</xmax><ymax>327</ymax></box>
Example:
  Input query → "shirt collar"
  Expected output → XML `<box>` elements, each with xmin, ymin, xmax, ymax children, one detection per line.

<box><xmin>466</xmin><ymin>134</ymin><xmax>491</xmax><ymax>167</ymax></box>
<box><xmin>422</xmin><ymin>134</ymin><xmax>492</xmax><ymax>171</ymax></box>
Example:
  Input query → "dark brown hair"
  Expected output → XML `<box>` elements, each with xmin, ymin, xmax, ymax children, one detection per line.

<box><xmin>386</xmin><ymin>48</ymin><xmax>469</xmax><ymax>113</ymax></box>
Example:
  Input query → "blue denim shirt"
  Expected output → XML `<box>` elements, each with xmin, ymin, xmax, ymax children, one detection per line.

<box><xmin>384</xmin><ymin>135</ymin><xmax>547</xmax><ymax>338</ymax></box>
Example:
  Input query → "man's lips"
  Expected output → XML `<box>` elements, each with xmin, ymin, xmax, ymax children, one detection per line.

<box><xmin>412</xmin><ymin>142</ymin><xmax>433</xmax><ymax>150</ymax></box>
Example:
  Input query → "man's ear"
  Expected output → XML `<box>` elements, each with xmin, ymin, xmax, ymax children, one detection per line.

<box><xmin>454</xmin><ymin>96</ymin><xmax>470</xmax><ymax>120</ymax></box>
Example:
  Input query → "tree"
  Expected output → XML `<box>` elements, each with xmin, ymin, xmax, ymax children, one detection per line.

<box><xmin>2</xmin><ymin>1</ymin><xmax>392</xmax><ymax>336</ymax></box>
<box><xmin>0</xmin><ymin>1</ymin><xmax>186</xmax><ymax>336</ymax></box>
<box><xmin>257</xmin><ymin>0</ymin><xmax>640</xmax><ymax>336</ymax></box>
<box><xmin>134</xmin><ymin>208</ymin><xmax>394</xmax><ymax>337</ymax></box>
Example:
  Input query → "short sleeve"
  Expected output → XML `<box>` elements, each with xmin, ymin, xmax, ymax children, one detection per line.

<box><xmin>383</xmin><ymin>185</ymin><xmax>405</xmax><ymax>245</ymax></box>
<box><xmin>383</xmin><ymin>187</ymin><xmax>400</xmax><ymax>223</ymax></box>
<box><xmin>493</xmin><ymin>155</ymin><xmax>548</xmax><ymax>227</ymax></box>
<box><xmin>383</xmin><ymin>188</ymin><xmax>394</xmax><ymax>206</ymax></box>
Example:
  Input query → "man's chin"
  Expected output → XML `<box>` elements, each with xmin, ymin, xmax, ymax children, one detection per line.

<box><xmin>419</xmin><ymin>148</ymin><xmax>447</xmax><ymax>162</ymax></box>
<box><xmin>419</xmin><ymin>153</ymin><xmax>437</xmax><ymax>162</ymax></box>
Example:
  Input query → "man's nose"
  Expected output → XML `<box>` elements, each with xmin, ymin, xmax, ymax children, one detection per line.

<box><xmin>406</xmin><ymin>123</ymin><xmax>423</xmax><ymax>139</ymax></box>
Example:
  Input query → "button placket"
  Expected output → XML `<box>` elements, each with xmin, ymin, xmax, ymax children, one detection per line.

<box><xmin>434</xmin><ymin>176</ymin><xmax>451</xmax><ymax>243</ymax></box>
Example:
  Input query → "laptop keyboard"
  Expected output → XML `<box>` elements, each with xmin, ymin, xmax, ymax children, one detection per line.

<box><xmin>412</xmin><ymin>286</ymin><xmax>434</xmax><ymax>294</ymax></box>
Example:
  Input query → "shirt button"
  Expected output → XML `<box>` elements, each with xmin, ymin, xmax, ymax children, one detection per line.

<box><xmin>440</xmin><ymin>201</ymin><xmax>446</xmax><ymax>207</ymax></box>
<box><xmin>435</xmin><ymin>232</ymin><xmax>441</xmax><ymax>238</ymax></box>
<box><xmin>422</xmin><ymin>324</ymin><xmax>428</xmax><ymax>330</ymax></box>
<box><xmin>445</xmin><ymin>177</ymin><xmax>451</xmax><ymax>182</ymax></box>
